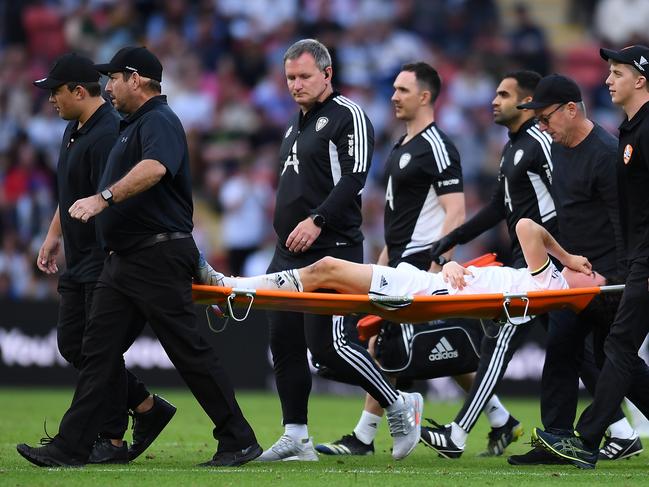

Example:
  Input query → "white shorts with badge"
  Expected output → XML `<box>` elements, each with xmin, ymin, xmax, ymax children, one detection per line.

<box><xmin>368</xmin><ymin>260</ymin><xmax>568</xmax><ymax>297</ymax></box>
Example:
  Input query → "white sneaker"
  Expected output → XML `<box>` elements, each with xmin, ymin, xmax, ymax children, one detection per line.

<box><xmin>197</xmin><ymin>260</ymin><xmax>225</xmax><ymax>286</ymax></box>
<box><xmin>256</xmin><ymin>435</ymin><xmax>319</xmax><ymax>462</ymax></box>
<box><xmin>387</xmin><ymin>391</ymin><xmax>423</xmax><ymax>460</ymax></box>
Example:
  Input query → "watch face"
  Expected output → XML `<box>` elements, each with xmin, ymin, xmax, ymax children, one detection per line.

<box><xmin>101</xmin><ymin>189</ymin><xmax>113</xmax><ymax>201</ymax></box>
<box><xmin>313</xmin><ymin>214</ymin><xmax>324</xmax><ymax>227</ymax></box>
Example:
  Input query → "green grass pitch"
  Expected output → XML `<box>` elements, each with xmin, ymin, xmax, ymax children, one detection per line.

<box><xmin>1</xmin><ymin>388</ymin><xmax>647</xmax><ymax>486</ymax></box>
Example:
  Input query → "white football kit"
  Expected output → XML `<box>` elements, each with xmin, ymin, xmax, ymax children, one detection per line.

<box><xmin>369</xmin><ymin>258</ymin><xmax>567</xmax><ymax>297</ymax></box>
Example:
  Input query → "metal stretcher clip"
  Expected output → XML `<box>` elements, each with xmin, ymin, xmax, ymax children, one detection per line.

<box><xmin>205</xmin><ymin>288</ymin><xmax>256</xmax><ymax>333</ymax></box>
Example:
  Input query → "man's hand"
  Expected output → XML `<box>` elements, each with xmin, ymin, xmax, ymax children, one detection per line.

<box><xmin>441</xmin><ymin>261</ymin><xmax>473</xmax><ymax>290</ymax></box>
<box><xmin>565</xmin><ymin>254</ymin><xmax>592</xmax><ymax>275</ymax></box>
<box><xmin>36</xmin><ymin>236</ymin><xmax>61</xmax><ymax>274</ymax></box>
<box><xmin>430</xmin><ymin>234</ymin><xmax>456</xmax><ymax>263</ymax></box>
<box><xmin>69</xmin><ymin>194</ymin><xmax>108</xmax><ymax>223</ymax></box>
<box><xmin>286</xmin><ymin>217</ymin><xmax>321</xmax><ymax>253</ymax></box>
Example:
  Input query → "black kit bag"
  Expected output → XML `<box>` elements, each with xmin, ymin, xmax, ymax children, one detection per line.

<box><xmin>375</xmin><ymin>318</ymin><xmax>483</xmax><ymax>380</ymax></box>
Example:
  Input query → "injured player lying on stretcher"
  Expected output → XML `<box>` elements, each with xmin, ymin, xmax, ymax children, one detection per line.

<box><xmin>205</xmin><ymin>219</ymin><xmax>605</xmax><ymax>297</ymax></box>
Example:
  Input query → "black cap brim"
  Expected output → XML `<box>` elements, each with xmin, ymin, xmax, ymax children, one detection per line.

<box><xmin>517</xmin><ymin>100</ymin><xmax>552</xmax><ymax>110</ymax></box>
<box><xmin>33</xmin><ymin>77</ymin><xmax>65</xmax><ymax>89</ymax></box>
<box><xmin>93</xmin><ymin>62</ymin><xmax>117</xmax><ymax>75</ymax></box>
<box><xmin>600</xmin><ymin>48</ymin><xmax>624</xmax><ymax>63</ymax></box>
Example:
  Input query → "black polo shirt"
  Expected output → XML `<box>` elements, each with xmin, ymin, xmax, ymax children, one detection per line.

<box><xmin>617</xmin><ymin>101</ymin><xmax>649</xmax><ymax>263</ymax></box>
<box><xmin>96</xmin><ymin>95</ymin><xmax>193</xmax><ymax>253</ymax></box>
<box><xmin>57</xmin><ymin>101</ymin><xmax>120</xmax><ymax>282</ymax></box>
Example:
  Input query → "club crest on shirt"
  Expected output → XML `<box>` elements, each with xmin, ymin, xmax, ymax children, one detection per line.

<box><xmin>513</xmin><ymin>149</ymin><xmax>524</xmax><ymax>166</ymax></box>
<box><xmin>284</xmin><ymin>126</ymin><xmax>293</xmax><ymax>139</ymax></box>
<box><xmin>399</xmin><ymin>152</ymin><xmax>412</xmax><ymax>169</ymax></box>
<box><xmin>315</xmin><ymin>117</ymin><xmax>329</xmax><ymax>132</ymax></box>
<box><xmin>624</xmin><ymin>144</ymin><xmax>633</xmax><ymax>164</ymax></box>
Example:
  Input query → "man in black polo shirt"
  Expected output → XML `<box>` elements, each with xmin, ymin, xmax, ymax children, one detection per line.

<box><xmin>257</xmin><ymin>39</ymin><xmax>422</xmax><ymax>463</ymax></box>
<box><xmin>510</xmin><ymin>74</ymin><xmax>640</xmax><ymax>465</ymax></box>
<box><xmin>17</xmin><ymin>46</ymin><xmax>260</xmax><ymax>468</ymax></box>
<box><xmin>33</xmin><ymin>52</ymin><xmax>175</xmax><ymax>464</ymax></box>
<box><xmin>534</xmin><ymin>45</ymin><xmax>649</xmax><ymax>469</ymax></box>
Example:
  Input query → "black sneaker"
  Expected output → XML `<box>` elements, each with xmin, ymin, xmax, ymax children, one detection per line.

<box><xmin>532</xmin><ymin>427</ymin><xmax>597</xmax><ymax>469</ymax></box>
<box><xmin>88</xmin><ymin>438</ymin><xmax>129</xmax><ymax>464</ymax></box>
<box><xmin>599</xmin><ymin>435</ymin><xmax>643</xmax><ymax>460</ymax></box>
<box><xmin>128</xmin><ymin>395</ymin><xmax>177</xmax><ymax>461</ymax></box>
<box><xmin>198</xmin><ymin>443</ymin><xmax>263</xmax><ymax>467</ymax></box>
<box><xmin>16</xmin><ymin>442</ymin><xmax>84</xmax><ymax>468</ymax></box>
<box><xmin>315</xmin><ymin>433</ymin><xmax>374</xmax><ymax>455</ymax></box>
<box><xmin>420</xmin><ymin>419</ymin><xmax>463</xmax><ymax>459</ymax></box>
<box><xmin>508</xmin><ymin>446</ymin><xmax>569</xmax><ymax>465</ymax></box>
<box><xmin>480</xmin><ymin>415</ymin><xmax>524</xmax><ymax>456</ymax></box>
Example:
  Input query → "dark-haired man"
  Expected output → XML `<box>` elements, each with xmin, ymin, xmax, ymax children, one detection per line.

<box><xmin>533</xmin><ymin>45</ymin><xmax>649</xmax><ymax>470</ymax></box>
<box><xmin>33</xmin><ymin>52</ymin><xmax>174</xmax><ymax>464</ymax></box>
<box><xmin>510</xmin><ymin>74</ymin><xmax>640</xmax><ymax>465</ymax></box>
<box><xmin>17</xmin><ymin>46</ymin><xmax>260</xmax><ymax>468</ymax></box>
<box><xmin>420</xmin><ymin>71</ymin><xmax>555</xmax><ymax>458</ymax></box>
<box><xmin>316</xmin><ymin>62</ymin><xmax>513</xmax><ymax>457</ymax></box>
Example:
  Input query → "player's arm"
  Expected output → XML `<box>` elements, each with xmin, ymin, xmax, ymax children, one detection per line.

<box><xmin>37</xmin><ymin>206</ymin><xmax>62</xmax><ymax>274</ymax></box>
<box><xmin>69</xmin><ymin>114</ymin><xmax>183</xmax><ymax>222</ymax></box>
<box><xmin>516</xmin><ymin>218</ymin><xmax>591</xmax><ymax>275</ymax></box>
<box><xmin>313</xmin><ymin>109</ymin><xmax>374</xmax><ymax>227</ymax></box>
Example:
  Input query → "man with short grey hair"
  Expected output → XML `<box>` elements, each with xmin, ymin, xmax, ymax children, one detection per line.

<box><xmin>258</xmin><ymin>38</ymin><xmax>423</xmax><ymax>462</ymax></box>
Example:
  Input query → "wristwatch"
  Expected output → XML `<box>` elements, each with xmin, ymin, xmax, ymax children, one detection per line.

<box><xmin>100</xmin><ymin>188</ymin><xmax>114</xmax><ymax>206</ymax></box>
<box><xmin>310</xmin><ymin>213</ymin><xmax>325</xmax><ymax>228</ymax></box>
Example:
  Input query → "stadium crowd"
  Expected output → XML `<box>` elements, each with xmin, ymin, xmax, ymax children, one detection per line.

<box><xmin>0</xmin><ymin>0</ymin><xmax>646</xmax><ymax>299</ymax></box>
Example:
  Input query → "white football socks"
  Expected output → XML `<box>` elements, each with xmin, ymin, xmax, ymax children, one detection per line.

<box><xmin>285</xmin><ymin>423</ymin><xmax>309</xmax><ymax>442</ymax></box>
<box><xmin>484</xmin><ymin>395</ymin><xmax>510</xmax><ymax>428</ymax></box>
<box><xmin>223</xmin><ymin>269</ymin><xmax>304</xmax><ymax>292</ymax></box>
<box><xmin>353</xmin><ymin>410</ymin><xmax>383</xmax><ymax>445</ymax></box>
<box><xmin>608</xmin><ymin>417</ymin><xmax>637</xmax><ymax>440</ymax></box>
<box><xmin>450</xmin><ymin>422</ymin><xmax>468</xmax><ymax>448</ymax></box>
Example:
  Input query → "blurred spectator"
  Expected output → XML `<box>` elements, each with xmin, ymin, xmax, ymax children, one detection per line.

<box><xmin>508</xmin><ymin>3</ymin><xmax>551</xmax><ymax>75</ymax></box>
<box><xmin>594</xmin><ymin>0</ymin><xmax>649</xmax><ymax>46</ymax></box>
<box><xmin>22</xmin><ymin>0</ymin><xmax>67</xmax><ymax>61</ymax></box>
<box><xmin>219</xmin><ymin>160</ymin><xmax>273</xmax><ymax>276</ymax></box>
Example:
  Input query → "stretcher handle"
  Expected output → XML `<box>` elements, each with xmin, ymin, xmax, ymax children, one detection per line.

<box><xmin>206</xmin><ymin>306</ymin><xmax>229</xmax><ymax>333</ymax></box>
<box><xmin>599</xmin><ymin>284</ymin><xmax>625</xmax><ymax>293</ymax></box>
<box><xmin>226</xmin><ymin>289</ymin><xmax>256</xmax><ymax>322</ymax></box>
<box><xmin>502</xmin><ymin>295</ymin><xmax>530</xmax><ymax>325</ymax></box>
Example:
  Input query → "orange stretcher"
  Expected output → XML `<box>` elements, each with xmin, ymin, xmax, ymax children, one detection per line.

<box><xmin>191</xmin><ymin>254</ymin><xmax>624</xmax><ymax>338</ymax></box>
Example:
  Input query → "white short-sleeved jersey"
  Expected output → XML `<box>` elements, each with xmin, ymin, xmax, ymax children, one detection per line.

<box><xmin>369</xmin><ymin>259</ymin><xmax>567</xmax><ymax>297</ymax></box>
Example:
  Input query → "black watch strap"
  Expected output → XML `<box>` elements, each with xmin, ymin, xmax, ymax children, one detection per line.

<box><xmin>310</xmin><ymin>213</ymin><xmax>325</xmax><ymax>228</ymax></box>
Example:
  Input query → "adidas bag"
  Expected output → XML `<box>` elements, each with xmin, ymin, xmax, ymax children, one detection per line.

<box><xmin>375</xmin><ymin>318</ymin><xmax>482</xmax><ymax>380</ymax></box>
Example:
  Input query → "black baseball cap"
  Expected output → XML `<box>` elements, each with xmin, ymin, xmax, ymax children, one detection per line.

<box><xmin>94</xmin><ymin>46</ymin><xmax>162</xmax><ymax>82</ymax></box>
<box><xmin>517</xmin><ymin>73</ymin><xmax>582</xmax><ymax>110</ymax></box>
<box><xmin>33</xmin><ymin>53</ymin><xmax>100</xmax><ymax>89</ymax></box>
<box><xmin>600</xmin><ymin>45</ymin><xmax>649</xmax><ymax>74</ymax></box>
